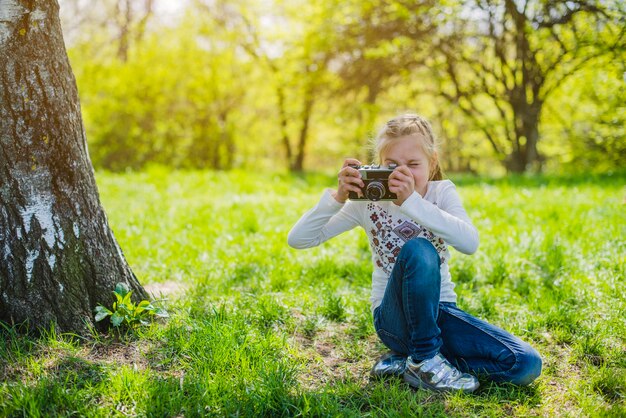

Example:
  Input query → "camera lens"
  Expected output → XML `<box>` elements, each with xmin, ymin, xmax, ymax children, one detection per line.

<box><xmin>366</xmin><ymin>182</ymin><xmax>385</xmax><ymax>201</ymax></box>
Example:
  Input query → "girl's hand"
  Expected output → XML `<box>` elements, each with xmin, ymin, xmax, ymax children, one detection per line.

<box><xmin>333</xmin><ymin>158</ymin><xmax>364</xmax><ymax>203</ymax></box>
<box><xmin>388</xmin><ymin>165</ymin><xmax>415</xmax><ymax>205</ymax></box>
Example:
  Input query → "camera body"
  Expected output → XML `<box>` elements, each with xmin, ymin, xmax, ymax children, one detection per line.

<box><xmin>348</xmin><ymin>164</ymin><xmax>398</xmax><ymax>201</ymax></box>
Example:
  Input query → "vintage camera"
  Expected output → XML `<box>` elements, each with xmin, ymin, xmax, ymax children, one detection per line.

<box><xmin>348</xmin><ymin>164</ymin><xmax>398</xmax><ymax>201</ymax></box>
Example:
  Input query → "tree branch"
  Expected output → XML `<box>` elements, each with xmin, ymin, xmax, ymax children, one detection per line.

<box><xmin>439</xmin><ymin>59</ymin><xmax>506</xmax><ymax>156</ymax></box>
<box><xmin>540</xmin><ymin>48</ymin><xmax>609</xmax><ymax>100</ymax></box>
<box><xmin>535</xmin><ymin>2</ymin><xmax>607</xmax><ymax>28</ymax></box>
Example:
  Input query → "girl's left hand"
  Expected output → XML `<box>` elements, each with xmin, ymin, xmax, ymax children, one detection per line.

<box><xmin>388</xmin><ymin>165</ymin><xmax>414</xmax><ymax>205</ymax></box>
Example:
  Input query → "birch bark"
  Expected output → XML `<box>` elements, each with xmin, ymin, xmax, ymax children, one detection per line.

<box><xmin>0</xmin><ymin>0</ymin><xmax>147</xmax><ymax>333</ymax></box>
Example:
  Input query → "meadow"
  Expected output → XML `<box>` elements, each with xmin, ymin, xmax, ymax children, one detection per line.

<box><xmin>1</xmin><ymin>168</ymin><xmax>625</xmax><ymax>417</ymax></box>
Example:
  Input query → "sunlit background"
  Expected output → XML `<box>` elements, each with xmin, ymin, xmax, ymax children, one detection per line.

<box><xmin>58</xmin><ymin>0</ymin><xmax>625</xmax><ymax>175</ymax></box>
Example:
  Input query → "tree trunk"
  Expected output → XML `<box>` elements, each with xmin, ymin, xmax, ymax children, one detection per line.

<box><xmin>506</xmin><ymin>100</ymin><xmax>543</xmax><ymax>173</ymax></box>
<box><xmin>276</xmin><ymin>85</ymin><xmax>293</xmax><ymax>168</ymax></box>
<box><xmin>522</xmin><ymin>103</ymin><xmax>542</xmax><ymax>173</ymax></box>
<box><xmin>0</xmin><ymin>0</ymin><xmax>147</xmax><ymax>334</ymax></box>
<box><xmin>291</xmin><ymin>85</ymin><xmax>315</xmax><ymax>173</ymax></box>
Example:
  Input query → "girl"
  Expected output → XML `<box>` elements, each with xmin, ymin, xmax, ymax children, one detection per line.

<box><xmin>288</xmin><ymin>113</ymin><xmax>542</xmax><ymax>393</ymax></box>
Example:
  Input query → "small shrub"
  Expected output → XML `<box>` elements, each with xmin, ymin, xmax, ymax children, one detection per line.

<box><xmin>95</xmin><ymin>282</ymin><xmax>168</xmax><ymax>329</ymax></box>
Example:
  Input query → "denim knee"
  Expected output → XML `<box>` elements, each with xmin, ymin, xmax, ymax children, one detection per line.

<box><xmin>398</xmin><ymin>238</ymin><xmax>439</xmax><ymax>274</ymax></box>
<box><xmin>509</xmin><ymin>343</ymin><xmax>542</xmax><ymax>385</ymax></box>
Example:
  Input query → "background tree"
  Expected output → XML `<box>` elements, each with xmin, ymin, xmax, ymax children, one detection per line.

<box><xmin>541</xmin><ymin>59</ymin><xmax>626</xmax><ymax>173</ymax></box>
<box><xmin>113</xmin><ymin>0</ymin><xmax>154</xmax><ymax>62</ymax></box>
<box><xmin>59</xmin><ymin>0</ymin><xmax>154</xmax><ymax>62</ymax></box>
<box><xmin>329</xmin><ymin>0</ymin><xmax>439</xmax><ymax>158</ymax></box>
<box><xmin>69</xmin><ymin>10</ymin><xmax>251</xmax><ymax>171</ymax></box>
<box><xmin>56</xmin><ymin>0</ymin><xmax>625</xmax><ymax>175</ymax></box>
<box><xmin>0</xmin><ymin>0</ymin><xmax>147</xmax><ymax>333</ymax></box>
<box><xmin>433</xmin><ymin>0</ymin><xmax>625</xmax><ymax>172</ymax></box>
<box><xmin>202</xmin><ymin>0</ymin><xmax>337</xmax><ymax>172</ymax></box>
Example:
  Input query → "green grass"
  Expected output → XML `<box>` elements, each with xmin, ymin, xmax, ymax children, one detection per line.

<box><xmin>1</xmin><ymin>167</ymin><xmax>625</xmax><ymax>417</ymax></box>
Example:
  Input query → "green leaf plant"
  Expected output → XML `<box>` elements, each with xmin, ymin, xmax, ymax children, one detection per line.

<box><xmin>95</xmin><ymin>282</ymin><xmax>168</xmax><ymax>330</ymax></box>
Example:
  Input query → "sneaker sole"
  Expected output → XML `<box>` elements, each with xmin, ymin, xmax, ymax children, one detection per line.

<box><xmin>403</xmin><ymin>373</ymin><xmax>480</xmax><ymax>393</ymax></box>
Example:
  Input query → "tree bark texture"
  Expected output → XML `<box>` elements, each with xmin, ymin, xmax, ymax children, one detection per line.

<box><xmin>0</xmin><ymin>0</ymin><xmax>147</xmax><ymax>334</ymax></box>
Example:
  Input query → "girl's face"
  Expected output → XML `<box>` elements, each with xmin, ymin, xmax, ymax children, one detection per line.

<box><xmin>382</xmin><ymin>135</ymin><xmax>432</xmax><ymax>196</ymax></box>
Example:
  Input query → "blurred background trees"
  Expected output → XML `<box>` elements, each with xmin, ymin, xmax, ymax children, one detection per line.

<box><xmin>60</xmin><ymin>0</ymin><xmax>625</xmax><ymax>174</ymax></box>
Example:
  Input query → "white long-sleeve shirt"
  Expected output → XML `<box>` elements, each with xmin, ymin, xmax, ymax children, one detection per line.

<box><xmin>288</xmin><ymin>180</ymin><xmax>478</xmax><ymax>312</ymax></box>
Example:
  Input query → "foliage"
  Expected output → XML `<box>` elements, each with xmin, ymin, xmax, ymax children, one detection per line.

<box><xmin>542</xmin><ymin>61</ymin><xmax>626</xmax><ymax>173</ymax></box>
<box><xmin>61</xmin><ymin>0</ymin><xmax>625</xmax><ymax>174</ymax></box>
<box><xmin>428</xmin><ymin>0</ymin><xmax>625</xmax><ymax>173</ymax></box>
<box><xmin>69</xmin><ymin>15</ymin><xmax>251</xmax><ymax>171</ymax></box>
<box><xmin>95</xmin><ymin>282</ymin><xmax>168</xmax><ymax>329</ymax></box>
<box><xmin>1</xmin><ymin>169</ymin><xmax>624</xmax><ymax>416</ymax></box>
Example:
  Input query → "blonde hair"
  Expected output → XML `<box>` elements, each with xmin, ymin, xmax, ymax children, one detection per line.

<box><xmin>372</xmin><ymin>113</ymin><xmax>444</xmax><ymax>181</ymax></box>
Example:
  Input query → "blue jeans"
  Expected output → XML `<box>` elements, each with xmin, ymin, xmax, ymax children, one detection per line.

<box><xmin>373</xmin><ymin>238</ymin><xmax>542</xmax><ymax>385</ymax></box>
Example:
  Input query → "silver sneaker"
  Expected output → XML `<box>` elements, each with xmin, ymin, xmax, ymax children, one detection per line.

<box><xmin>370</xmin><ymin>351</ymin><xmax>407</xmax><ymax>379</ymax></box>
<box><xmin>403</xmin><ymin>353</ymin><xmax>480</xmax><ymax>393</ymax></box>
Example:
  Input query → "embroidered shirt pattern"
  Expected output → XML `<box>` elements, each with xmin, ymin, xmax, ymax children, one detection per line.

<box><xmin>366</xmin><ymin>203</ymin><xmax>448</xmax><ymax>275</ymax></box>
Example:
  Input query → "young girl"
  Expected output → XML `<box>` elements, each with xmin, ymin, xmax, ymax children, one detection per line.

<box><xmin>288</xmin><ymin>113</ymin><xmax>542</xmax><ymax>393</ymax></box>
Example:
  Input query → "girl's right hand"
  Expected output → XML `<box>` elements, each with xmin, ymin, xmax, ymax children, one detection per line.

<box><xmin>333</xmin><ymin>158</ymin><xmax>364</xmax><ymax>203</ymax></box>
